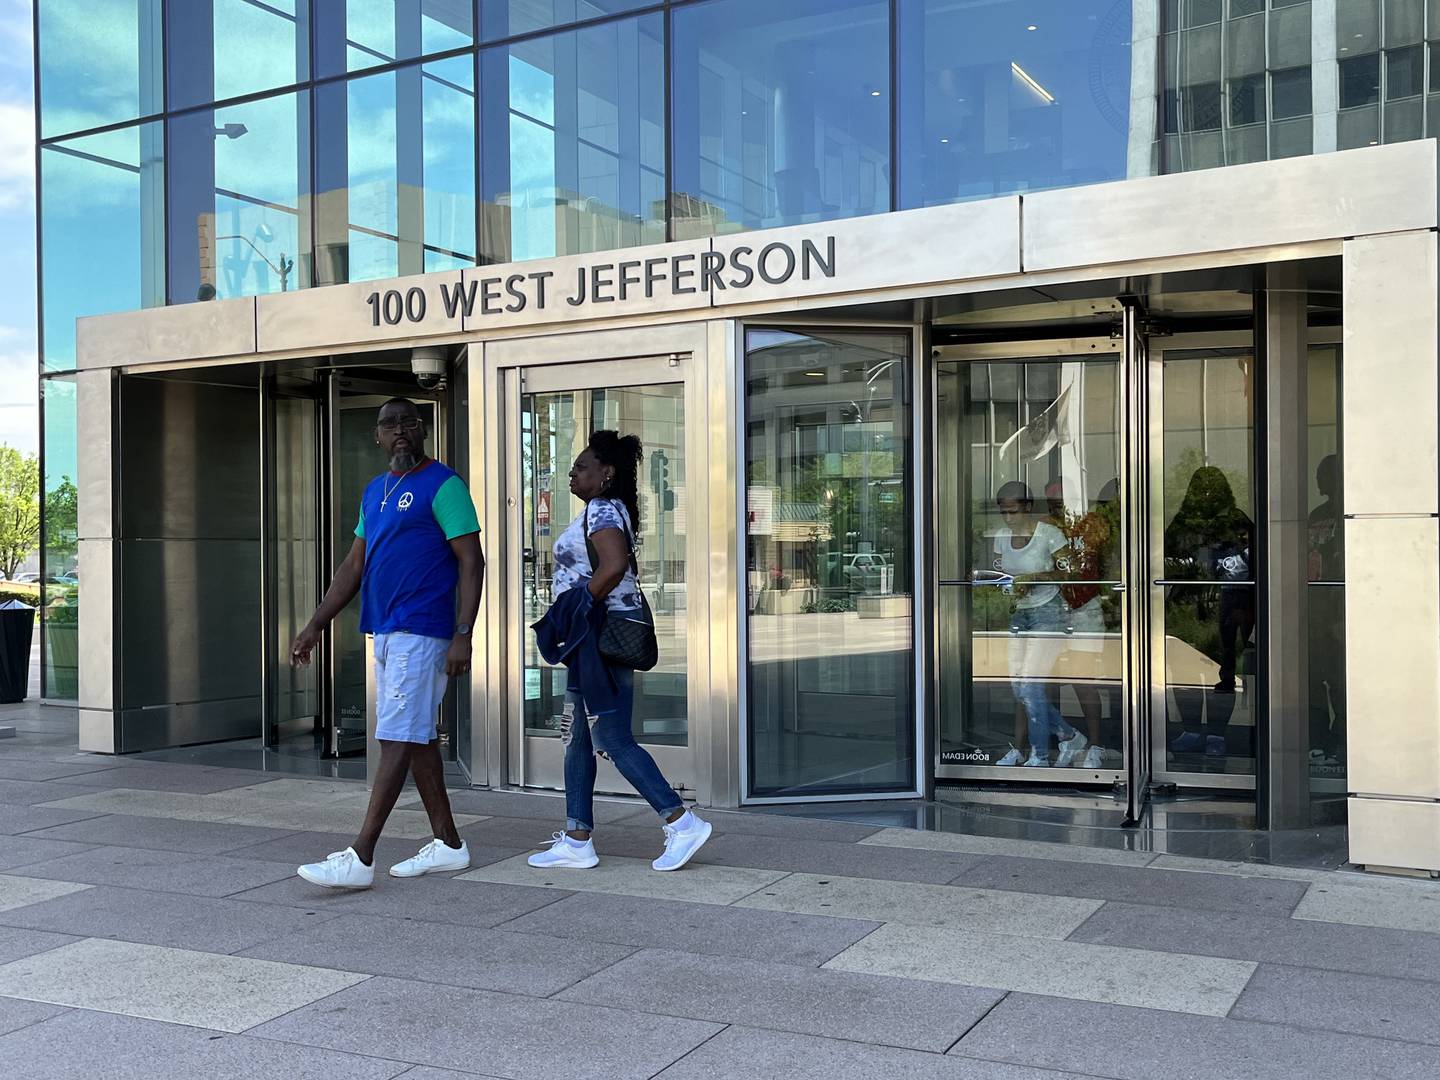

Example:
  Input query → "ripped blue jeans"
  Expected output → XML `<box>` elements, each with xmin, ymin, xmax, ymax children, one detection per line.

<box><xmin>561</xmin><ymin>665</ymin><xmax>684</xmax><ymax>832</ymax></box>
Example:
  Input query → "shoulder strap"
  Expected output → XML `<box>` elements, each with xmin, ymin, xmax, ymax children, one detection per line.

<box><xmin>583</xmin><ymin>499</ymin><xmax>639</xmax><ymax>575</ymax></box>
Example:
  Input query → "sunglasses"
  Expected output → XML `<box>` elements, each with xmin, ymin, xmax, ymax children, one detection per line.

<box><xmin>377</xmin><ymin>418</ymin><xmax>423</xmax><ymax>434</ymax></box>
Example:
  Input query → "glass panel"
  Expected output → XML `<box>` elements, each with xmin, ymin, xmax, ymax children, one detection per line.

<box><xmin>1229</xmin><ymin>75</ymin><xmax>1266</xmax><ymax>126</ymax></box>
<box><xmin>1186</xmin><ymin>83</ymin><xmax>1225</xmax><ymax>130</ymax></box>
<box><xmin>1305</xmin><ymin>345</ymin><xmax>1345</xmax><ymax>785</ymax></box>
<box><xmin>269</xmin><ymin>395</ymin><xmax>320</xmax><ymax>749</ymax></box>
<box><xmin>1384</xmin><ymin>93</ymin><xmax>1425</xmax><ymax>139</ymax></box>
<box><xmin>896</xmin><ymin>0</ymin><xmax>1133</xmax><ymax>210</ymax></box>
<box><xmin>1339</xmin><ymin>53</ymin><xmax>1382</xmax><ymax>107</ymax></box>
<box><xmin>41</xmin><ymin>123</ymin><xmax>165</xmax><ymax>371</ymax></box>
<box><xmin>1271</xmin><ymin>67</ymin><xmax>1313</xmax><ymax>119</ymax></box>
<box><xmin>1230</xmin><ymin>0</ymin><xmax>1266</xmax><ymax>17</ymax></box>
<box><xmin>38</xmin><ymin>0</ymin><xmax>161</xmax><ymax>138</ymax></box>
<box><xmin>315</xmin><ymin>57</ymin><xmax>476</xmax><ymax>286</ymax></box>
<box><xmin>480</xmin><ymin>13</ymin><xmax>664</xmax><ymax>263</ymax></box>
<box><xmin>745</xmin><ymin>330</ymin><xmax>914</xmax><ymax>797</ymax></box>
<box><xmin>41</xmin><ymin>376</ymin><xmax>79</xmax><ymax>702</ymax></box>
<box><xmin>316</xmin><ymin>0</ymin><xmax>475</xmax><ymax>77</ymax></box>
<box><xmin>480</xmin><ymin>0</ymin><xmax>654</xmax><ymax>41</ymax></box>
<box><xmin>1160</xmin><ymin>348</ymin><xmax>1258</xmax><ymax>776</ymax></box>
<box><xmin>1385</xmin><ymin>0</ymin><xmax>1425</xmax><ymax>46</ymax></box>
<box><xmin>167</xmin><ymin>91</ymin><xmax>311</xmax><ymax>304</ymax></box>
<box><xmin>1268</xmin><ymin>4</ymin><xmax>1312</xmax><ymax>69</ymax></box>
<box><xmin>1337</xmin><ymin>0</ymin><xmax>1380</xmax><ymax>55</ymax></box>
<box><xmin>168</xmin><ymin>1</ymin><xmax>309</xmax><ymax>110</ymax></box>
<box><xmin>1386</xmin><ymin>44</ymin><xmax>1426</xmax><ymax>98</ymax></box>
<box><xmin>671</xmin><ymin>0</ymin><xmax>890</xmax><ymax>239</ymax></box>
<box><xmin>1337</xmin><ymin>101</ymin><xmax>1381</xmax><ymax>146</ymax></box>
<box><xmin>936</xmin><ymin>357</ymin><xmax>1124</xmax><ymax>772</ymax></box>
<box><xmin>520</xmin><ymin>384</ymin><xmax>688</xmax><ymax>751</ymax></box>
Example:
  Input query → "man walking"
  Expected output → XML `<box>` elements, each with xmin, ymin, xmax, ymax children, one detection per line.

<box><xmin>291</xmin><ymin>397</ymin><xmax>484</xmax><ymax>889</ymax></box>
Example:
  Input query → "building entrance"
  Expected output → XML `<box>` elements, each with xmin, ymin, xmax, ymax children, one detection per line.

<box><xmin>502</xmin><ymin>356</ymin><xmax>694</xmax><ymax>796</ymax></box>
<box><xmin>934</xmin><ymin>318</ymin><xmax>1264</xmax><ymax>822</ymax></box>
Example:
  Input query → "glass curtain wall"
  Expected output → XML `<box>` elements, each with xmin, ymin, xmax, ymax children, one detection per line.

<box><xmin>480</xmin><ymin>0</ymin><xmax>654</xmax><ymax>40</ymax></box>
<box><xmin>1306</xmin><ymin>344</ymin><xmax>1345</xmax><ymax>784</ymax></box>
<box><xmin>315</xmin><ymin>55</ymin><xmax>476</xmax><ymax>284</ymax></box>
<box><xmin>1335</xmin><ymin>0</ymin><xmax>1437</xmax><ymax>147</ymax></box>
<box><xmin>744</xmin><ymin>329</ymin><xmax>915</xmax><ymax>797</ymax></box>
<box><xmin>316</xmin><ymin>0</ymin><xmax>474</xmax><ymax>76</ymax></box>
<box><xmin>40</xmin><ymin>377</ymin><xmax>79</xmax><ymax>702</ymax></box>
<box><xmin>168</xmin><ymin>1</ymin><xmax>310</xmax><ymax>110</ymax></box>
<box><xmin>37</xmin><ymin>0</ymin><xmax>161</xmax><ymax>137</ymax></box>
<box><xmin>897</xmin><ymin>0</ymin><xmax>1134</xmax><ymax>208</ymax></box>
<box><xmin>40</xmin><ymin>124</ymin><xmax>165</xmax><ymax>370</ymax></box>
<box><xmin>480</xmin><ymin>13</ymin><xmax>665</xmax><ymax>262</ymax></box>
<box><xmin>670</xmin><ymin>0</ymin><xmax>891</xmax><ymax>238</ymax></box>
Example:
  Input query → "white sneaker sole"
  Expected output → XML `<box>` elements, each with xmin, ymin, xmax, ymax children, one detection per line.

<box><xmin>389</xmin><ymin>859</ymin><xmax>471</xmax><ymax>879</ymax></box>
<box><xmin>527</xmin><ymin>854</ymin><xmax>600</xmax><ymax>870</ymax></box>
<box><xmin>297</xmin><ymin>865</ymin><xmax>373</xmax><ymax>890</ymax></box>
<box><xmin>653</xmin><ymin>821</ymin><xmax>713</xmax><ymax>872</ymax></box>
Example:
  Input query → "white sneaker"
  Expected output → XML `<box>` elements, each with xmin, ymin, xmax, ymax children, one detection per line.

<box><xmin>390</xmin><ymin>838</ymin><xmax>471</xmax><ymax>878</ymax></box>
<box><xmin>652</xmin><ymin>811</ymin><xmax>713</xmax><ymax>872</ymax></box>
<box><xmin>528</xmin><ymin>832</ymin><xmax>599</xmax><ymax>869</ymax></box>
<box><xmin>297</xmin><ymin>847</ymin><xmax>374</xmax><ymax>889</ymax></box>
<box><xmin>1081</xmin><ymin>745</ymin><xmax>1106</xmax><ymax>770</ymax></box>
<box><xmin>1022</xmin><ymin>751</ymin><xmax>1050</xmax><ymax>767</ymax></box>
<box><xmin>1055</xmin><ymin>731</ymin><xmax>1089</xmax><ymax>768</ymax></box>
<box><xmin>995</xmin><ymin>746</ymin><xmax>1023</xmax><ymax>767</ymax></box>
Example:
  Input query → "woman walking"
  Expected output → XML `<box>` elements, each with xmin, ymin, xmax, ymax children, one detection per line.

<box><xmin>529</xmin><ymin>430</ymin><xmax>711</xmax><ymax>871</ymax></box>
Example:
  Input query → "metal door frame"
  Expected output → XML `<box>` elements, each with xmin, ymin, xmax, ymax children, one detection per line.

<box><xmin>930</xmin><ymin>336</ymin><xmax>1133</xmax><ymax>802</ymax></box>
<box><xmin>475</xmin><ymin>322</ymin><xmax>733</xmax><ymax>808</ymax></box>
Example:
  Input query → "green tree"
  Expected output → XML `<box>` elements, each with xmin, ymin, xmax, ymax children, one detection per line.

<box><xmin>45</xmin><ymin>476</ymin><xmax>79</xmax><ymax>572</ymax></box>
<box><xmin>0</xmin><ymin>447</ymin><xmax>40</xmax><ymax>580</ymax></box>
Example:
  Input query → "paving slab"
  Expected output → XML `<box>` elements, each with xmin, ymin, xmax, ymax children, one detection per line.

<box><xmin>58</xmin><ymin>765</ymin><xmax>271</xmax><ymax>794</ymax></box>
<box><xmin>1071</xmin><ymin>900</ymin><xmax>1440</xmax><ymax>982</ymax></box>
<box><xmin>225</xmin><ymin>828</ymin><xmax>520</xmax><ymax>871</ymax></box>
<box><xmin>443</xmin><ymin>787</ymin><xmax>648</xmax><ymax>824</ymax></box>
<box><xmin>1292</xmin><ymin>878</ymin><xmax>1440</xmax><ymax>935</ymax></box>
<box><xmin>0</xmin><ymin>760</ymin><xmax>124</xmax><ymax>782</ymax></box>
<box><xmin>0</xmin><ymin>874</ymin><xmax>91</xmax><ymax>913</ymax></box>
<box><xmin>682</xmin><ymin>809</ymin><xmax>884</xmax><ymax>844</ymax></box>
<box><xmin>0</xmin><ymin>883</ymin><xmax>341</xmax><ymax>953</ymax></box>
<box><xmin>224</xmin><ymin>778</ymin><xmax>372</xmax><ymax>803</ymax></box>
<box><xmin>695</xmin><ymin>832</ymin><xmax>987</xmax><ymax>884</ymax></box>
<box><xmin>0</xmin><ymin>937</ymin><xmax>369</xmax><ymax>1032</ymax></box>
<box><xmin>0</xmin><ymin>804</ymin><xmax>106</xmax><ymax>836</ymax></box>
<box><xmin>0</xmin><ymin>996</ymin><xmax>67</xmax><ymax>1038</ymax></box>
<box><xmin>22</xmin><ymin>813</ymin><xmax>298</xmax><ymax>855</ymax></box>
<box><xmin>12</xmin><ymin>844</ymin><xmax>297</xmax><ymax>897</ymax></box>
<box><xmin>949</xmin><ymin>854</ymin><xmax>1309</xmax><ymax>916</ymax></box>
<box><xmin>860</xmin><ymin>826</ymin><xmax>1158</xmax><ymax>866</ymax></box>
<box><xmin>0</xmin><ymin>834</ymin><xmax>96</xmax><ymax>871</ymax></box>
<box><xmin>1147</xmin><ymin>855</ymin><xmax>1344</xmax><ymax>882</ymax></box>
<box><xmin>249</xmin><ymin>975</ymin><xmax>723</xmax><ymax>1080</ymax></box>
<box><xmin>495</xmin><ymin>890</ymin><xmax>881</xmax><ymax>967</ymax></box>
<box><xmin>737</xmin><ymin>872</ymin><xmax>1102</xmax><ymax>939</ymax></box>
<box><xmin>232</xmin><ymin>870</ymin><xmax>569</xmax><ymax>929</ymax></box>
<box><xmin>1231</xmin><ymin>963</ymin><xmax>1440</xmax><ymax>1045</ymax></box>
<box><xmin>219</xmin><ymin>803</ymin><xmax>485</xmax><ymax>837</ymax></box>
<box><xmin>953</xmin><ymin>992</ymin><xmax>1440</xmax><ymax>1080</ymax></box>
<box><xmin>0</xmin><ymin>1007</ymin><xmax>410</xmax><ymax>1079</ymax></box>
<box><xmin>241</xmin><ymin>912</ymin><xmax>636</xmax><ymax>996</ymax></box>
<box><xmin>36</xmin><ymin>788</ymin><xmax>235</xmax><ymax>821</ymax></box>
<box><xmin>392</xmin><ymin>1069</ymin><xmax>505</xmax><ymax>1080</ymax></box>
<box><xmin>558</xmin><ymin>947</ymin><xmax>1004</xmax><ymax>1051</ymax></box>
<box><xmin>825</xmin><ymin>921</ymin><xmax>1255</xmax><ymax>1016</ymax></box>
<box><xmin>458</xmin><ymin>853</ymin><xmax>787</xmax><ymax>905</ymax></box>
<box><xmin>0</xmin><ymin>779</ymin><xmax>103</xmax><ymax>806</ymax></box>
<box><xmin>0</xmin><ymin>927</ymin><xmax>78</xmax><ymax>965</ymax></box>
<box><xmin>653</xmin><ymin>1025</ymin><xmax>1104</xmax><ymax>1080</ymax></box>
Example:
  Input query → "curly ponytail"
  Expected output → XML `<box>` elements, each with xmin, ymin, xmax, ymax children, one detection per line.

<box><xmin>588</xmin><ymin>429</ymin><xmax>643</xmax><ymax>537</ymax></box>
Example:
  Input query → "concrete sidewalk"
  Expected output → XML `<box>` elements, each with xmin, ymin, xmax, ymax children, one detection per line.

<box><xmin>1</xmin><ymin>710</ymin><xmax>1439</xmax><ymax>1078</ymax></box>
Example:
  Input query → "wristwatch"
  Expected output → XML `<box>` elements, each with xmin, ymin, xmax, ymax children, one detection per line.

<box><xmin>455</xmin><ymin>623</ymin><xmax>473</xmax><ymax>636</ymax></box>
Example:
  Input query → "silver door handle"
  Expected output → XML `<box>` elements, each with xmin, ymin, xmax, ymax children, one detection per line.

<box><xmin>1111</xmin><ymin>583</ymin><xmax>1126</xmax><ymax>592</ymax></box>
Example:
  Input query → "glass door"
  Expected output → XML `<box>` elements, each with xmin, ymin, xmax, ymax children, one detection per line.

<box><xmin>508</xmin><ymin>358</ymin><xmax>692</xmax><ymax>795</ymax></box>
<box><xmin>936</xmin><ymin>341</ymin><xmax>1129</xmax><ymax>786</ymax></box>
<box><xmin>1149</xmin><ymin>335</ymin><xmax>1259</xmax><ymax>790</ymax></box>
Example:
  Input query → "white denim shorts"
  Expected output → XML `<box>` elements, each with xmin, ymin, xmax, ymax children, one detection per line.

<box><xmin>373</xmin><ymin>632</ymin><xmax>449</xmax><ymax>744</ymax></box>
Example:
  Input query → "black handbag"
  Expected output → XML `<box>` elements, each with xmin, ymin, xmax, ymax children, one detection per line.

<box><xmin>583</xmin><ymin>501</ymin><xmax>660</xmax><ymax>671</ymax></box>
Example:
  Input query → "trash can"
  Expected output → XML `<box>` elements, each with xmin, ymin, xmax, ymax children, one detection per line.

<box><xmin>0</xmin><ymin>600</ymin><xmax>36</xmax><ymax>704</ymax></box>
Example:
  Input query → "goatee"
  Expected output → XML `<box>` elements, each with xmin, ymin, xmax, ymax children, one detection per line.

<box><xmin>389</xmin><ymin>450</ymin><xmax>419</xmax><ymax>473</ymax></box>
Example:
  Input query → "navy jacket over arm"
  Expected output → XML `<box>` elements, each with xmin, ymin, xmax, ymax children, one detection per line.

<box><xmin>531</xmin><ymin>587</ymin><xmax>623</xmax><ymax>716</ymax></box>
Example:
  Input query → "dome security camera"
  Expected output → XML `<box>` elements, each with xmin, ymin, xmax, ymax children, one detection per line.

<box><xmin>411</xmin><ymin>346</ymin><xmax>448</xmax><ymax>390</ymax></box>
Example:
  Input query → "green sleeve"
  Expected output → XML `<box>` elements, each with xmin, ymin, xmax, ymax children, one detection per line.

<box><xmin>354</xmin><ymin>503</ymin><xmax>366</xmax><ymax>539</ymax></box>
<box><xmin>432</xmin><ymin>474</ymin><xmax>480</xmax><ymax>539</ymax></box>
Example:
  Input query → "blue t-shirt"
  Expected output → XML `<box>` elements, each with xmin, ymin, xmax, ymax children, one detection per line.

<box><xmin>355</xmin><ymin>460</ymin><xmax>480</xmax><ymax>639</ymax></box>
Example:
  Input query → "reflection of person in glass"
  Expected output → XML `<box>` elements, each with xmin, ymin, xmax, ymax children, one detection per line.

<box><xmin>990</xmin><ymin>482</ymin><xmax>1085</xmax><ymax>768</ymax></box>
<box><xmin>1165</xmin><ymin>466</ymin><xmax>1255</xmax><ymax>758</ymax></box>
<box><xmin>1042</xmin><ymin>479</ymin><xmax>1121</xmax><ymax>770</ymax></box>
<box><xmin>1308</xmin><ymin>454</ymin><xmax>1345</xmax><ymax>769</ymax></box>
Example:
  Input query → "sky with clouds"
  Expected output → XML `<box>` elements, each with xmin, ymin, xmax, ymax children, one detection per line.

<box><xmin>0</xmin><ymin>0</ymin><xmax>35</xmax><ymax>456</ymax></box>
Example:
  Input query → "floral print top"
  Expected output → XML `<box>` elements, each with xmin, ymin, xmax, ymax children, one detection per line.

<box><xmin>552</xmin><ymin>498</ymin><xmax>643</xmax><ymax>612</ymax></box>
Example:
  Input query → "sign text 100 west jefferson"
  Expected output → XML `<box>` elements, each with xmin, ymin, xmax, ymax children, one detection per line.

<box><xmin>364</xmin><ymin>236</ymin><xmax>837</xmax><ymax>326</ymax></box>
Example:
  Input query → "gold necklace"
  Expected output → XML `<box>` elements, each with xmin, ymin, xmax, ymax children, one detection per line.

<box><xmin>380</xmin><ymin>462</ymin><xmax>420</xmax><ymax>511</ymax></box>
